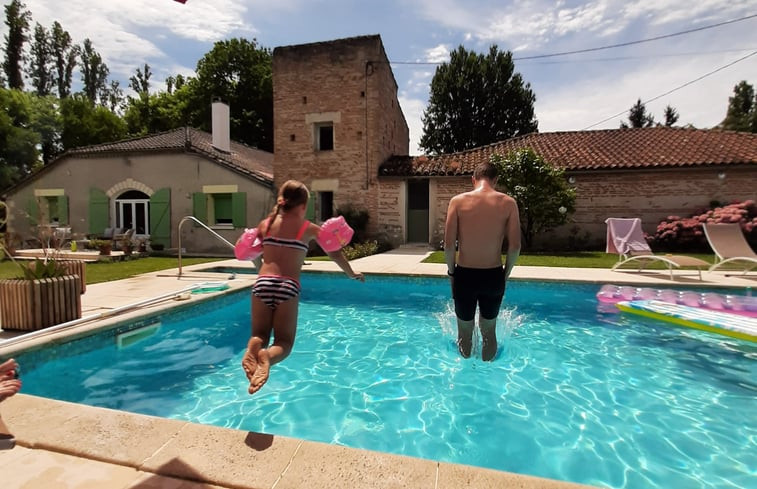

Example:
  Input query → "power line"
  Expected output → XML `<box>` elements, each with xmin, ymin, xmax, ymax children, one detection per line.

<box><xmin>582</xmin><ymin>50</ymin><xmax>757</xmax><ymax>130</ymax></box>
<box><xmin>389</xmin><ymin>13</ymin><xmax>757</xmax><ymax>65</ymax></box>
<box><xmin>515</xmin><ymin>13</ymin><xmax>757</xmax><ymax>60</ymax></box>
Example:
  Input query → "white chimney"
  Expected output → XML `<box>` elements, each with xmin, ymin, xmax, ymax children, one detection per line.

<box><xmin>211</xmin><ymin>100</ymin><xmax>231</xmax><ymax>153</ymax></box>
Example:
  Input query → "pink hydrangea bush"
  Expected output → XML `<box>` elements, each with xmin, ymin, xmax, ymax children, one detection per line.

<box><xmin>649</xmin><ymin>200</ymin><xmax>757</xmax><ymax>251</ymax></box>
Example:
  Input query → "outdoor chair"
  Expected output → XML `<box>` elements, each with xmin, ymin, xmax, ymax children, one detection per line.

<box><xmin>605</xmin><ymin>217</ymin><xmax>708</xmax><ymax>280</ymax></box>
<box><xmin>703</xmin><ymin>223</ymin><xmax>757</xmax><ymax>275</ymax></box>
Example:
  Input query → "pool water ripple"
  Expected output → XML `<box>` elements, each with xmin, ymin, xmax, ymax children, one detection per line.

<box><xmin>15</xmin><ymin>275</ymin><xmax>756</xmax><ymax>489</ymax></box>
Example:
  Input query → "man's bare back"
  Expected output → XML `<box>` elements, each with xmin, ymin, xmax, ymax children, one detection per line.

<box><xmin>453</xmin><ymin>188</ymin><xmax>517</xmax><ymax>268</ymax></box>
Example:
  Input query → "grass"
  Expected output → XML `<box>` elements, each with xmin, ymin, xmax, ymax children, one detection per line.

<box><xmin>0</xmin><ymin>256</ymin><xmax>225</xmax><ymax>285</ymax></box>
<box><xmin>423</xmin><ymin>251</ymin><xmax>715</xmax><ymax>269</ymax></box>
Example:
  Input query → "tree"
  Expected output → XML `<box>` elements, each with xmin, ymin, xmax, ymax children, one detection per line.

<box><xmin>50</xmin><ymin>21</ymin><xmax>77</xmax><ymax>99</ymax></box>
<box><xmin>79</xmin><ymin>38</ymin><xmax>109</xmax><ymax>105</ymax></box>
<box><xmin>29</xmin><ymin>93</ymin><xmax>61</xmax><ymax>164</ymax></box>
<box><xmin>620</xmin><ymin>99</ymin><xmax>655</xmax><ymax>128</ymax></box>
<box><xmin>721</xmin><ymin>80</ymin><xmax>756</xmax><ymax>132</ymax></box>
<box><xmin>3</xmin><ymin>0</ymin><xmax>32</xmax><ymax>89</ymax></box>
<box><xmin>0</xmin><ymin>88</ymin><xmax>40</xmax><ymax>189</ymax></box>
<box><xmin>28</xmin><ymin>22</ymin><xmax>53</xmax><ymax>96</ymax></box>
<box><xmin>420</xmin><ymin>45</ymin><xmax>537</xmax><ymax>155</ymax></box>
<box><xmin>184</xmin><ymin>38</ymin><xmax>273</xmax><ymax>151</ymax></box>
<box><xmin>60</xmin><ymin>93</ymin><xmax>126</xmax><ymax>150</ymax></box>
<box><xmin>490</xmin><ymin>149</ymin><xmax>576</xmax><ymax>250</ymax></box>
<box><xmin>663</xmin><ymin>105</ymin><xmax>679</xmax><ymax>127</ymax></box>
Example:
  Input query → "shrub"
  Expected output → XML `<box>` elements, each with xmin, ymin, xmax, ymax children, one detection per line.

<box><xmin>336</xmin><ymin>204</ymin><xmax>370</xmax><ymax>243</ymax></box>
<box><xmin>649</xmin><ymin>200</ymin><xmax>757</xmax><ymax>251</ymax></box>
<box><xmin>342</xmin><ymin>240</ymin><xmax>379</xmax><ymax>260</ymax></box>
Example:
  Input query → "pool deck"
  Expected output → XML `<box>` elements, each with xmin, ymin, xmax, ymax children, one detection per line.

<box><xmin>1</xmin><ymin>248</ymin><xmax>754</xmax><ymax>488</ymax></box>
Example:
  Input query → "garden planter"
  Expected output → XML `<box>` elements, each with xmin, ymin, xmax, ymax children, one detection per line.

<box><xmin>58</xmin><ymin>260</ymin><xmax>87</xmax><ymax>294</ymax></box>
<box><xmin>0</xmin><ymin>275</ymin><xmax>82</xmax><ymax>331</ymax></box>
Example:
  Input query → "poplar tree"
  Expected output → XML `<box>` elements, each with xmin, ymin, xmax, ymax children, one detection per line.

<box><xmin>50</xmin><ymin>21</ymin><xmax>77</xmax><ymax>99</ymax></box>
<box><xmin>3</xmin><ymin>0</ymin><xmax>31</xmax><ymax>90</ymax></box>
<box><xmin>28</xmin><ymin>22</ymin><xmax>53</xmax><ymax>96</ymax></box>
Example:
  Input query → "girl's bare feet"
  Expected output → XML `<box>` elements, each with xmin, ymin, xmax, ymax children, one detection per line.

<box><xmin>248</xmin><ymin>348</ymin><xmax>270</xmax><ymax>394</ymax></box>
<box><xmin>242</xmin><ymin>337</ymin><xmax>262</xmax><ymax>384</ymax></box>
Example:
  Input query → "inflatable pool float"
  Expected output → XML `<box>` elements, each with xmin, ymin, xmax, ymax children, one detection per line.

<box><xmin>597</xmin><ymin>284</ymin><xmax>757</xmax><ymax>317</ymax></box>
<box><xmin>616</xmin><ymin>300</ymin><xmax>757</xmax><ymax>343</ymax></box>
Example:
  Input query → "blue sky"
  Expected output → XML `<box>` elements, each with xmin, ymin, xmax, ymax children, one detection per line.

<box><xmin>7</xmin><ymin>0</ymin><xmax>757</xmax><ymax>154</ymax></box>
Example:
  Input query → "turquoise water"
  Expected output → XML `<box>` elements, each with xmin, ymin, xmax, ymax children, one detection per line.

<box><xmin>15</xmin><ymin>274</ymin><xmax>756</xmax><ymax>489</ymax></box>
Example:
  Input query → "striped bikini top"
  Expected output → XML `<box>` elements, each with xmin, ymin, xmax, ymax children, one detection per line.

<box><xmin>262</xmin><ymin>218</ymin><xmax>310</xmax><ymax>253</ymax></box>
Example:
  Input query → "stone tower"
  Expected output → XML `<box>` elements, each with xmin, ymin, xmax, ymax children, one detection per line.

<box><xmin>272</xmin><ymin>35</ymin><xmax>409</xmax><ymax>236</ymax></box>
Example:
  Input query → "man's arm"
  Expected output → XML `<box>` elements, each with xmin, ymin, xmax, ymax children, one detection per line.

<box><xmin>503</xmin><ymin>199</ymin><xmax>521</xmax><ymax>279</ymax></box>
<box><xmin>443</xmin><ymin>197</ymin><xmax>458</xmax><ymax>275</ymax></box>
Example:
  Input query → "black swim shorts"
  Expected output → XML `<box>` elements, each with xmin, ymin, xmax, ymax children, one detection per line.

<box><xmin>452</xmin><ymin>265</ymin><xmax>506</xmax><ymax>321</ymax></box>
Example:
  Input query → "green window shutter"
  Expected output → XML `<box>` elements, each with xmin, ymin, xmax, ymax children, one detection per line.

<box><xmin>88</xmin><ymin>188</ymin><xmax>109</xmax><ymax>235</ymax></box>
<box><xmin>26</xmin><ymin>197</ymin><xmax>40</xmax><ymax>226</ymax></box>
<box><xmin>305</xmin><ymin>197</ymin><xmax>315</xmax><ymax>221</ymax></box>
<box><xmin>149</xmin><ymin>188</ymin><xmax>171</xmax><ymax>247</ymax></box>
<box><xmin>192</xmin><ymin>192</ymin><xmax>207</xmax><ymax>223</ymax></box>
<box><xmin>57</xmin><ymin>195</ymin><xmax>69</xmax><ymax>226</ymax></box>
<box><xmin>231</xmin><ymin>192</ymin><xmax>246</xmax><ymax>228</ymax></box>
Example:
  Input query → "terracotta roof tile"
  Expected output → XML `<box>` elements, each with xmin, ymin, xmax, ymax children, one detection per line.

<box><xmin>379</xmin><ymin>127</ymin><xmax>757</xmax><ymax>177</ymax></box>
<box><xmin>68</xmin><ymin>127</ymin><xmax>273</xmax><ymax>184</ymax></box>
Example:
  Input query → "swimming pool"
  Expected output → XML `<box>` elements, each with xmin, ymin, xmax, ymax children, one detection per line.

<box><xmin>13</xmin><ymin>274</ymin><xmax>756</xmax><ymax>489</ymax></box>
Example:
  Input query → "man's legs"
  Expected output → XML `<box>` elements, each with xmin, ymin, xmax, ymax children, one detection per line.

<box><xmin>479</xmin><ymin>315</ymin><xmax>497</xmax><ymax>361</ymax></box>
<box><xmin>456</xmin><ymin>317</ymin><xmax>475</xmax><ymax>358</ymax></box>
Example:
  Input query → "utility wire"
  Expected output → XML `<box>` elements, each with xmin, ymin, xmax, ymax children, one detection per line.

<box><xmin>515</xmin><ymin>13</ymin><xmax>757</xmax><ymax>60</ymax></box>
<box><xmin>582</xmin><ymin>50</ymin><xmax>757</xmax><ymax>130</ymax></box>
<box><xmin>389</xmin><ymin>13</ymin><xmax>757</xmax><ymax>65</ymax></box>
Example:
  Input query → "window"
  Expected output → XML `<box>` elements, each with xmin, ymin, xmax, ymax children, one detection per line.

<box><xmin>316</xmin><ymin>123</ymin><xmax>334</xmax><ymax>151</ymax></box>
<box><xmin>211</xmin><ymin>193</ymin><xmax>233</xmax><ymax>225</ymax></box>
<box><xmin>45</xmin><ymin>197</ymin><xmax>60</xmax><ymax>225</ymax></box>
<box><xmin>193</xmin><ymin>187</ymin><xmax>246</xmax><ymax>229</ymax></box>
<box><xmin>318</xmin><ymin>191</ymin><xmax>334</xmax><ymax>221</ymax></box>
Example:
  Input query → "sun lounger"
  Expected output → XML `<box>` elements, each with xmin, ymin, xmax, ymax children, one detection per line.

<box><xmin>605</xmin><ymin>217</ymin><xmax>708</xmax><ymax>280</ymax></box>
<box><xmin>703</xmin><ymin>223</ymin><xmax>757</xmax><ymax>275</ymax></box>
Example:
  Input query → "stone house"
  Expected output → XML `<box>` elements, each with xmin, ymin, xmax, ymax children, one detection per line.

<box><xmin>273</xmin><ymin>35</ymin><xmax>757</xmax><ymax>250</ymax></box>
<box><xmin>379</xmin><ymin>127</ymin><xmax>757</xmax><ymax>249</ymax></box>
<box><xmin>1</xmin><ymin>103</ymin><xmax>274</xmax><ymax>254</ymax></box>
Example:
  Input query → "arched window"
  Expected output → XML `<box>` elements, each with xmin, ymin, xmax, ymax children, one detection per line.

<box><xmin>115</xmin><ymin>190</ymin><xmax>150</xmax><ymax>236</ymax></box>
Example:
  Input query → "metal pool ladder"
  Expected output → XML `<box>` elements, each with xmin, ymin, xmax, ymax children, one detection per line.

<box><xmin>177</xmin><ymin>216</ymin><xmax>235</xmax><ymax>278</ymax></box>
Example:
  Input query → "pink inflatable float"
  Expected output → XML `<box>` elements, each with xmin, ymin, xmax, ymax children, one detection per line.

<box><xmin>234</xmin><ymin>228</ymin><xmax>262</xmax><ymax>261</ymax></box>
<box><xmin>316</xmin><ymin>216</ymin><xmax>354</xmax><ymax>252</ymax></box>
<box><xmin>597</xmin><ymin>284</ymin><xmax>757</xmax><ymax>317</ymax></box>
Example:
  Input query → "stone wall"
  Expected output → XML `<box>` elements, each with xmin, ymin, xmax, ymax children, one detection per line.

<box><xmin>414</xmin><ymin>166</ymin><xmax>757</xmax><ymax>250</ymax></box>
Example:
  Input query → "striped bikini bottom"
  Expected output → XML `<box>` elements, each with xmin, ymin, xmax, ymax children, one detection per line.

<box><xmin>252</xmin><ymin>275</ymin><xmax>301</xmax><ymax>309</ymax></box>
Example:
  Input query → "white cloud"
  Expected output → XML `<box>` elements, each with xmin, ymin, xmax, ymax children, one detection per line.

<box><xmin>425</xmin><ymin>44</ymin><xmax>451</xmax><ymax>63</ymax></box>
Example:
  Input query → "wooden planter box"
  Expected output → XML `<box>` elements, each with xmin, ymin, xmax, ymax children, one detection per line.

<box><xmin>0</xmin><ymin>275</ymin><xmax>82</xmax><ymax>331</ymax></box>
<box><xmin>58</xmin><ymin>260</ymin><xmax>87</xmax><ymax>294</ymax></box>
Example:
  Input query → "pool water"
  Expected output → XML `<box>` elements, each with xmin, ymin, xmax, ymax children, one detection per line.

<box><xmin>16</xmin><ymin>275</ymin><xmax>756</xmax><ymax>489</ymax></box>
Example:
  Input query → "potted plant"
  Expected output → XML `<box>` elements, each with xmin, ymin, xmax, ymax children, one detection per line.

<box><xmin>89</xmin><ymin>239</ymin><xmax>112</xmax><ymax>255</ymax></box>
<box><xmin>0</xmin><ymin>236</ymin><xmax>84</xmax><ymax>331</ymax></box>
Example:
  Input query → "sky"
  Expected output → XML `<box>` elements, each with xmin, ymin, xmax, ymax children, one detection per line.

<box><xmin>5</xmin><ymin>0</ymin><xmax>757</xmax><ymax>155</ymax></box>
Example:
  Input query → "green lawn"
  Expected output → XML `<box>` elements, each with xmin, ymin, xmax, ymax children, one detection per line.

<box><xmin>423</xmin><ymin>251</ymin><xmax>715</xmax><ymax>268</ymax></box>
<box><xmin>0</xmin><ymin>257</ymin><xmax>225</xmax><ymax>285</ymax></box>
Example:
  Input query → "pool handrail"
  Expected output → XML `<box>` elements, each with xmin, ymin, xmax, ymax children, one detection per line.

<box><xmin>0</xmin><ymin>281</ymin><xmax>225</xmax><ymax>349</ymax></box>
<box><xmin>177</xmin><ymin>216</ymin><xmax>235</xmax><ymax>278</ymax></box>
